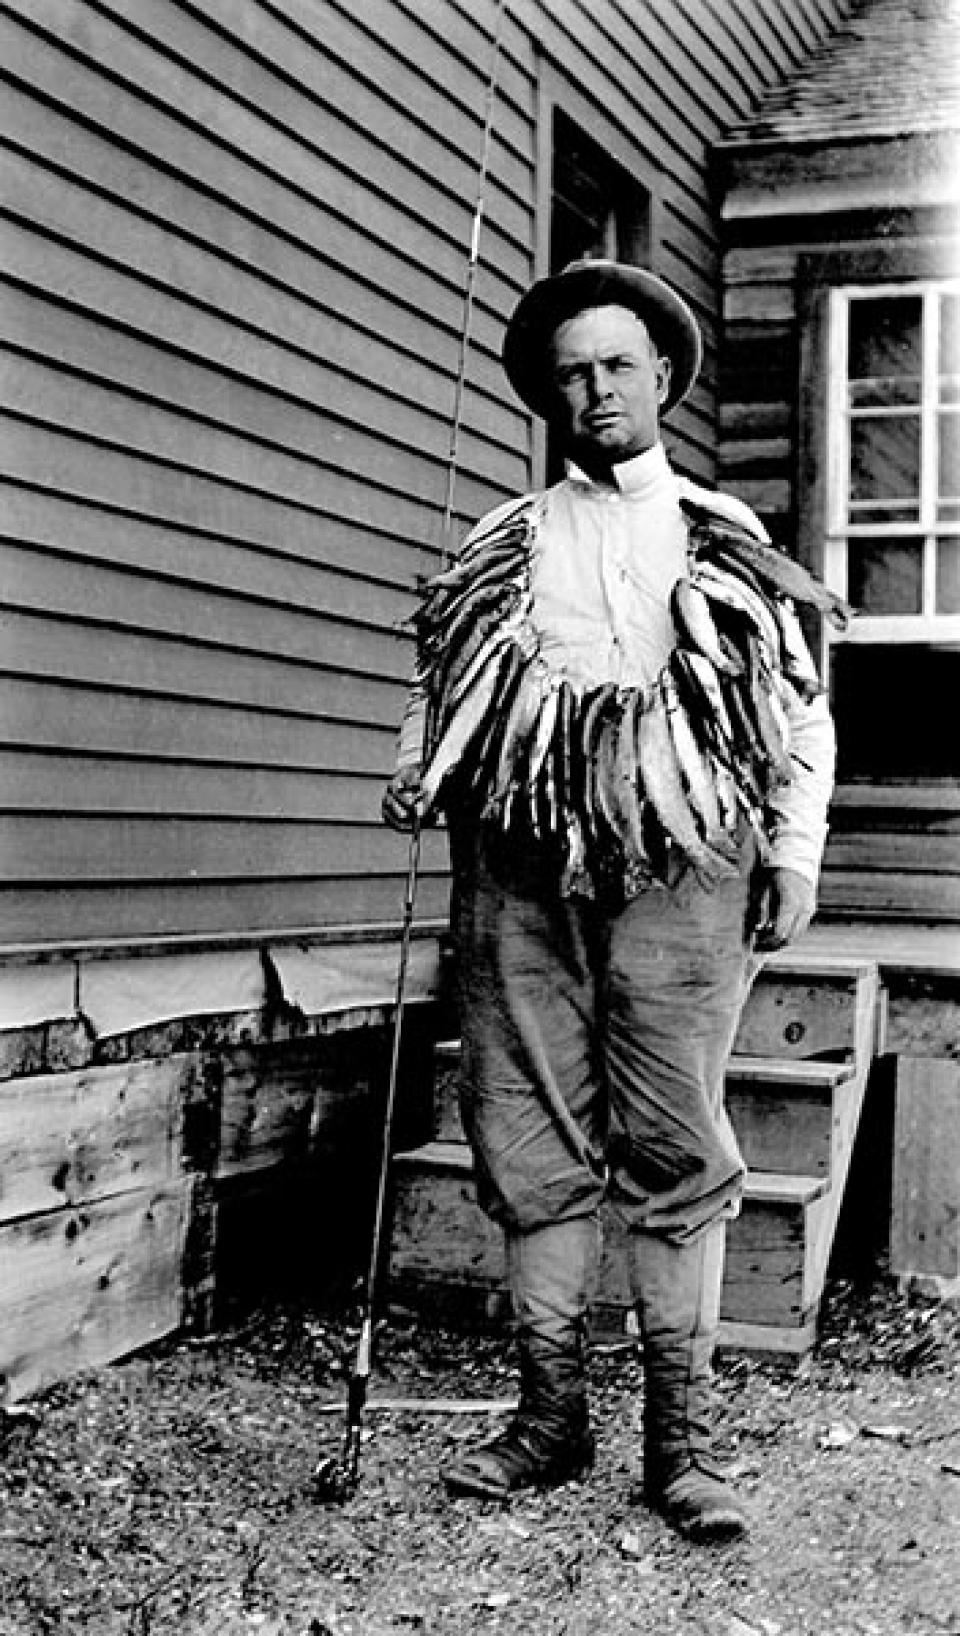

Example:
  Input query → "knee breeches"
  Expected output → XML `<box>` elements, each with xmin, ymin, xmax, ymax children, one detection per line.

<box><xmin>453</xmin><ymin>841</ymin><xmax>758</xmax><ymax>1240</ymax></box>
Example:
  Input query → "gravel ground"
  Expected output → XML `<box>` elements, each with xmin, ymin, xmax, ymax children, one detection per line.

<box><xmin>1</xmin><ymin>1265</ymin><xmax>958</xmax><ymax>1636</ymax></box>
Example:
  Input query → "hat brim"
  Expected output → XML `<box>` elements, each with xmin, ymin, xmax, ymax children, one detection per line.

<box><xmin>502</xmin><ymin>260</ymin><xmax>702</xmax><ymax>420</ymax></box>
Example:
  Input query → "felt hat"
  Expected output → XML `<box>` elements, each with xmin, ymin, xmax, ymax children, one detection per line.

<box><xmin>502</xmin><ymin>258</ymin><xmax>702</xmax><ymax>418</ymax></box>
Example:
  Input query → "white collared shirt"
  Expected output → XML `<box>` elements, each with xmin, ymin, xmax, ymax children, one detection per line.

<box><xmin>399</xmin><ymin>443</ymin><xmax>836</xmax><ymax>883</ymax></box>
<box><xmin>531</xmin><ymin>442</ymin><xmax>686</xmax><ymax>689</ymax></box>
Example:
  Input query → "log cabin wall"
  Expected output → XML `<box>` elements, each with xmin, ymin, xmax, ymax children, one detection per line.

<box><xmin>714</xmin><ymin>0</ymin><xmax>960</xmax><ymax>923</ymax></box>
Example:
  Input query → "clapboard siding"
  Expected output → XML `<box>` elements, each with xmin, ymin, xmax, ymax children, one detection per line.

<box><xmin>0</xmin><ymin>816</ymin><xmax>451</xmax><ymax>883</ymax></box>
<box><xmin>0</xmin><ymin>546</ymin><xmax>413</xmax><ymax>680</ymax></box>
<box><xmin>0</xmin><ymin>877</ymin><xmax>455</xmax><ymax>949</ymax></box>
<box><xmin>0</xmin><ymin>486</ymin><xmax>430</xmax><ymax>623</ymax></box>
<box><xmin>0</xmin><ymin>752</ymin><xmax>387</xmax><ymax>824</ymax></box>
<box><xmin>0</xmin><ymin>0</ymin><xmax>850</xmax><ymax>953</ymax></box>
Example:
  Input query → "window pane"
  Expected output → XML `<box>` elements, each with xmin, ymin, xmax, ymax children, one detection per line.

<box><xmin>849</xmin><ymin>413</ymin><xmax>921</xmax><ymax>522</ymax></box>
<box><xmin>848</xmin><ymin>295</ymin><xmax>922</xmax><ymax>401</ymax></box>
<box><xmin>936</xmin><ymin>536</ymin><xmax>960</xmax><ymax>613</ymax></box>
<box><xmin>940</xmin><ymin>293</ymin><xmax>960</xmax><ymax>404</ymax></box>
<box><xmin>938</xmin><ymin>409</ymin><xmax>960</xmax><ymax>518</ymax></box>
<box><xmin>848</xmin><ymin>536</ymin><xmax>924</xmax><ymax>615</ymax></box>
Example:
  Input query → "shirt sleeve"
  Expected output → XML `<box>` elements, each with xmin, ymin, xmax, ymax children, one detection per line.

<box><xmin>766</xmin><ymin>686</ymin><xmax>836</xmax><ymax>885</ymax></box>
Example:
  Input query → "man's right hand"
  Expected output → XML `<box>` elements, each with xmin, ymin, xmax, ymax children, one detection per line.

<box><xmin>382</xmin><ymin>766</ymin><xmax>427</xmax><ymax>832</ymax></box>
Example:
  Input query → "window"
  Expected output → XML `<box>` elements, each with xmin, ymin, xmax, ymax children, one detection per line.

<box><xmin>550</xmin><ymin>110</ymin><xmax>650</xmax><ymax>272</ymax></box>
<box><xmin>825</xmin><ymin>280</ymin><xmax>960</xmax><ymax>640</ymax></box>
<box><xmin>545</xmin><ymin>111</ymin><xmax>651</xmax><ymax>480</ymax></box>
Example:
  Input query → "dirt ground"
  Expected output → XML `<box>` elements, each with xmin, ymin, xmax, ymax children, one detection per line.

<box><xmin>1</xmin><ymin>1262</ymin><xmax>958</xmax><ymax>1636</ymax></box>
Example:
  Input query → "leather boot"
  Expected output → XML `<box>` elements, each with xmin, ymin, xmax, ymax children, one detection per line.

<box><xmin>632</xmin><ymin>1223</ymin><xmax>749</xmax><ymax>1542</ymax></box>
<box><xmin>440</xmin><ymin>1218</ymin><xmax>597</xmax><ymax>1500</ymax></box>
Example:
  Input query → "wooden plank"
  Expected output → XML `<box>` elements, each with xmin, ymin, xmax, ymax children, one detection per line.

<box><xmin>0</xmin><ymin>1180</ymin><xmax>192</xmax><ymax>1404</ymax></box>
<box><xmin>0</xmin><ymin>872</ymin><xmax>454</xmax><ymax>952</ymax></box>
<box><xmin>304</xmin><ymin>0</ymin><xmax>535</xmax><ymax>152</ymax></box>
<box><xmin>0</xmin><ymin>815</ymin><xmax>450</xmax><ymax>884</ymax></box>
<box><xmin>891</xmin><ymin>1056</ymin><xmax>960</xmax><ymax>1281</ymax></box>
<box><xmin>1</xmin><ymin>349</ymin><xmax>516</xmax><ymax>530</ymax></box>
<box><xmin>727</xmin><ymin>1084</ymin><xmax>837</xmax><ymax>1179</ymax></box>
<box><xmin>0</xmin><ymin>279</ymin><xmax>521</xmax><ymax>490</ymax></box>
<box><xmin>0</xmin><ymin>749</ymin><xmax>386</xmax><ymax>826</ymax></box>
<box><xmin>727</xmin><ymin>1057</ymin><xmax>853</xmax><ymax>1088</ymax></box>
<box><xmin>723</xmin><ymin>284</ymin><xmax>796</xmax><ymax>324</ymax></box>
<box><xmin>0</xmin><ymin>676</ymin><xmax>402</xmax><ymax>773</ymax></box>
<box><xmin>818</xmin><ymin>871</ymin><xmax>960</xmax><ymax>920</ymax></box>
<box><xmin>883</xmin><ymin>977</ymin><xmax>960</xmax><ymax>1060</ymax></box>
<box><xmin>390</xmin><ymin>1166</ymin><xmax>504</xmax><ymax>1288</ymax></box>
<box><xmin>721</xmin><ymin>1198</ymin><xmax>808</xmax><ymax>1324</ymax></box>
<box><xmin>127</xmin><ymin>0</ymin><xmax>533</xmax><ymax>205</ymax></box>
<box><xmin>824</xmin><ymin>835</ymin><xmax>960</xmax><ymax>873</ymax></box>
<box><xmin>717</xmin><ymin>1314</ymin><xmax>818</xmax><ymax>1356</ymax></box>
<box><xmin>0</xmin><ymin>1055</ymin><xmax>195</xmax><ymax>1225</ymax></box>
<box><xmin>0</xmin><ymin>470</ymin><xmax>440</xmax><ymax>596</ymax></box>
<box><xmin>4</xmin><ymin>4</ymin><xmax>532</xmax><ymax>276</ymax></box>
<box><xmin>798</xmin><ymin>922</ymin><xmax>960</xmax><ymax>982</ymax></box>
<box><xmin>0</xmin><ymin>540</ymin><xmax>417</xmax><ymax>676</ymax></box>
<box><xmin>0</xmin><ymin>146</ymin><xmax>510</xmax><ymax>398</ymax></box>
<box><xmin>0</xmin><ymin>614</ymin><xmax>406</xmax><ymax>733</ymax></box>
<box><xmin>831</xmin><ymin>783</ymin><xmax>960</xmax><ymax>815</ymax></box>
<box><xmin>216</xmin><ymin>1033</ymin><xmax>388</xmax><ymax>1181</ymax></box>
<box><xmin>735</xmin><ymin>971</ymin><xmax>863</xmax><ymax>1061</ymax></box>
<box><xmin>743</xmin><ymin>1172</ymin><xmax>828</xmax><ymax>1206</ymax></box>
<box><xmin>0</xmin><ymin>413</ymin><xmax>463</xmax><ymax>555</ymax></box>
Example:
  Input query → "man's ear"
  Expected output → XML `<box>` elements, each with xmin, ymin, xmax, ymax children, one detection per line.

<box><xmin>656</xmin><ymin>356</ymin><xmax>673</xmax><ymax>404</ymax></box>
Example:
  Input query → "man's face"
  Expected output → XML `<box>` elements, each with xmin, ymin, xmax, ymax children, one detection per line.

<box><xmin>547</xmin><ymin>305</ymin><xmax>672</xmax><ymax>470</ymax></box>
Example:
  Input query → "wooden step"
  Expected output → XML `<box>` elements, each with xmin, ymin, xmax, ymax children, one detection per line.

<box><xmin>390</xmin><ymin>1142</ymin><xmax>832</xmax><ymax>1346</ymax></box>
<box><xmin>390</xmin><ymin>957</ymin><xmax>882</xmax><ymax>1354</ymax></box>
<box><xmin>725</xmin><ymin>1055</ymin><xmax>856</xmax><ymax>1180</ymax></box>
<box><xmin>818</xmin><ymin>869</ymin><xmax>960</xmax><ymax>922</ymax></box>
<box><xmin>734</xmin><ymin>956</ymin><xmax>877</xmax><ymax>1063</ymax></box>
<box><xmin>426</xmin><ymin>1051</ymin><xmax>861</xmax><ymax>1180</ymax></box>
<box><xmin>721</xmin><ymin>1171</ymin><xmax>832</xmax><ymax>1332</ymax></box>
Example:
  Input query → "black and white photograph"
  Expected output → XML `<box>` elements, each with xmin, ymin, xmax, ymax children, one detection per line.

<box><xmin>0</xmin><ymin>1</ymin><xmax>958</xmax><ymax>1630</ymax></box>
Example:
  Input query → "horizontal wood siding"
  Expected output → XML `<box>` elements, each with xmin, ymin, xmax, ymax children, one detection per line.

<box><xmin>0</xmin><ymin>0</ymin><xmax>848</xmax><ymax>953</ymax></box>
<box><xmin>0</xmin><ymin>0</ymin><xmax>534</xmax><ymax>949</ymax></box>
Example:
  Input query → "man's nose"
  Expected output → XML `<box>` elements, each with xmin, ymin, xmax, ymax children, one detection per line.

<box><xmin>586</xmin><ymin>363</ymin><xmax>614</xmax><ymax>402</ymax></box>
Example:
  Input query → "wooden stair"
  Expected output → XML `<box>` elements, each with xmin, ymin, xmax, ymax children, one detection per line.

<box><xmin>389</xmin><ymin>955</ymin><xmax>880</xmax><ymax>1355</ymax></box>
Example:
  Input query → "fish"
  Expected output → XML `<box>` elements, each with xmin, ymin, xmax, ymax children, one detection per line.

<box><xmin>484</xmin><ymin>661</ymin><xmax>546</xmax><ymax>818</ymax></box>
<box><xmin>745</xmin><ymin>634</ymin><xmax>792</xmax><ymax>787</ymax></box>
<box><xmin>419</xmin><ymin>641</ymin><xmax>515</xmax><ymax>813</ymax></box>
<box><xmin>609</xmin><ymin>689</ymin><xmax>653</xmax><ymax>886</ymax></box>
<box><xmin>455</xmin><ymin>502</ymin><xmax>532</xmax><ymax>567</ymax></box>
<box><xmin>661</xmin><ymin>672</ymin><xmax>725</xmax><ymax>842</ymax></box>
<box><xmin>672</xmin><ymin>650</ymin><xmax>736</xmax><ymax>760</ymax></box>
<box><xmin>637</xmin><ymin>689</ymin><xmax>740</xmax><ymax>887</ymax></box>
<box><xmin>699</xmin><ymin>526</ymin><xmax>854</xmax><ymax>629</ymax></box>
<box><xmin>671</xmin><ymin>578</ymin><xmax>744</xmax><ymax>676</ymax></box>
<box><xmin>524</xmin><ymin>682</ymin><xmax>561</xmax><ymax>839</ymax></box>
<box><xmin>437</xmin><ymin>608</ymin><xmax>526</xmax><ymax>732</ymax></box>
<box><xmin>775</xmin><ymin>598</ymin><xmax>823</xmax><ymax>702</ymax></box>
<box><xmin>693</xmin><ymin>562</ymin><xmax>783</xmax><ymax>660</ymax></box>
<box><xmin>591</xmin><ymin>695</ymin><xmax>627</xmax><ymax>848</ymax></box>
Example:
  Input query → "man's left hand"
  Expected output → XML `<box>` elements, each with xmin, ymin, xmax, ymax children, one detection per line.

<box><xmin>752</xmin><ymin>866</ymin><xmax>816</xmax><ymax>953</ymax></box>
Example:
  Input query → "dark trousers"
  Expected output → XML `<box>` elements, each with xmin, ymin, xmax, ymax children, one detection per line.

<box><xmin>452</xmin><ymin>829</ymin><xmax>760</xmax><ymax>1244</ymax></box>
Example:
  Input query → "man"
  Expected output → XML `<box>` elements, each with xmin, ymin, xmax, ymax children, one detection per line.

<box><xmin>383</xmin><ymin>260</ymin><xmax>839</xmax><ymax>1542</ymax></box>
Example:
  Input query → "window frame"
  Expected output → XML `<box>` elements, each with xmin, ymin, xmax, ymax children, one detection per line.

<box><xmin>823</xmin><ymin>276</ymin><xmax>960</xmax><ymax>645</ymax></box>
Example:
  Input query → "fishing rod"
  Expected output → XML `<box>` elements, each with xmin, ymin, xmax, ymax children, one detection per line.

<box><xmin>313</xmin><ymin>0</ymin><xmax>508</xmax><ymax>1505</ymax></box>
